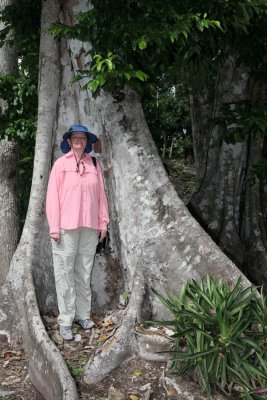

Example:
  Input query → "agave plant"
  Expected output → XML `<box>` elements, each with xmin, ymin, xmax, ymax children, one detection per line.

<box><xmin>150</xmin><ymin>276</ymin><xmax>267</xmax><ymax>399</ymax></box>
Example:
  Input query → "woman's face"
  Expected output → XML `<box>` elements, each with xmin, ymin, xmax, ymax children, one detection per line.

<box><xmin>68</xmin><ymin>131</ymin><xmax>88</xmax><ymax>153</ymax></box>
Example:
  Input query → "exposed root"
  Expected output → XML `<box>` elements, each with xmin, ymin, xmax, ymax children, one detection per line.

<box><xmin>83</xmin><ymin>266</ymin><xmax>145</xmax><ymax>384</ymax></box>
<box><xmin>83</xmin><ymin>311</ymin><xmax>137</xmax><ymax>384</ymax></box>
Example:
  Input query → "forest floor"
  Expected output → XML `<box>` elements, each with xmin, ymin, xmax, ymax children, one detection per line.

<box><xmin>0</xmin><ymin>159</ymin><xmax>198</xmax><ymax>400</ymax></box>
<box><xmin>1</xmin><ymin>310</ymin><xmax>216</xmax><ymax>400</ymax></box>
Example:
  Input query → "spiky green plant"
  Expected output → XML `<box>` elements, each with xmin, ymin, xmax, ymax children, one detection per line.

<box><xmin>150</xmin><ymin>276</ymin><xmax>267</xmax><ymax>399</ymax></box>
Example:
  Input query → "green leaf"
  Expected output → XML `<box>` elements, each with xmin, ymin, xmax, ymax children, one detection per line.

<box><xmin>132</xmin><ymin>369</ymin><xmax>143</xmax><ymax>377</ymax></box>
<box><xmin>138</xmin><ymin>36</ymin><xmax>147</xmax><ymax>50</ymax></box>
<box><xmin>173</xmin><ymin>348</ymin><xmax>216</xmax><ymax>360</ymax></box>
<box><xmin>241</xmin><ymin>360</ymin><xmax>267</xmax><ymax>379</ymax></box>
<box><xmin>135</xmin><ymin>70</ymin><xmax>148</xmax><ymax>81</ymax></box>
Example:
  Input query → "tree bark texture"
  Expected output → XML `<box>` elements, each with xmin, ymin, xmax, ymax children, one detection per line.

<box><xmin>0</xmin><ymin>0</ymin><xmax>18</xmax><ymax>76</ymax></box>
<box><xmin>0</xmin><ymin>0</ymin><xmax>79</xmax><ymax>398</ymax></box>
<box><xmin>189</xmin><ymin>56</ymin><xmax>267</xmax><ymax>287</ymax></box>
<box><xmin>81</xmin><ymin>86</ymin><xmax>251</xmax><ymax>384</ymax></box>
<box><xmin>0</xmin><ymin>0</ymin><xmax>20</xmax><ymax>285</ymax></box>
<box><xmin>0</xmin><ymin>139</ymin><xmax>19</xmax><ymax>284</ymax></box>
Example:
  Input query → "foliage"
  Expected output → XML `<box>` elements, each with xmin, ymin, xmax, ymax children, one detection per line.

<box><xmin>49</xmin><ymin>1</ymin><xmax>223</xmax><ymax>94</ymax></box>
<box><xmin>151</xmin><ymin>276</ymin><xmax>267</xmax><ymax>399</ymax></box>
<box><xmin>49</xmin><ymin>0</ymin><xmax>267</xmax><ymax>179</ymax></box>
<box><xmin>0</xmin><ymin>73</ymin><xmax>37</xmax><ymax>225</ymax></box>
<box><xmin>141</xmin><ymin>82</ymin><xmax>192</xmax><ymax>158</ymax></box>
<box><xmin>0</xmin><ymin>0</ymin><xmax>41</xmax><ymax>79</ymax></box>
<box><xmin>213</xmin><ymin>101</ymin><xmax>267</xmax><ymax>144</ymax></box>
<box><xmin>212</xmin><ymin>100</ymin><xmax>267</xmax><ymax>180</ymax></box>
<box><xmin>49</xmin><ymin>0</ymin><xmax>267</xmax><ymax>94</ymax></box>
<box><xmin>66</xmin><ymin>355</ymin><xmax>87</xmax><ymax>377</ymax></box>
<box><xmin>0</xmin><ymin>0</ymin><xmax>41</xmax><ymax>225</ymax></box>
<box><xmin>252</xmin><ymin>158</ymin><xmax>267</xmax><ymax>183</ymax></box>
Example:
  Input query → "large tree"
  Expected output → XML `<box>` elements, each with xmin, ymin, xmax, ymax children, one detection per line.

<box><xmin>59</xmin><ymin>0</ymin><xmax>267</xmax><ymax>287</ymax></box>
<box><xmin>188</xmin><ymin>55</ymin><xmax>267</xmax><ymax>287</ymax></box>
<box><xmin>0</xmin><ymin>0</ymin><xmax>259</xmax><ymax>398</ymax></box>
<box><xmin>0</xmin><ymin>0</ymin><xmax>19</xmax><ymax>285</ymax></box>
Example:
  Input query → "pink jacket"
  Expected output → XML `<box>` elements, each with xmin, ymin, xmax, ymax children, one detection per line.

<box><xmin>46</xmin><ymin>152</ymin><xmax>109</xmax><ymax>234</ymax></box>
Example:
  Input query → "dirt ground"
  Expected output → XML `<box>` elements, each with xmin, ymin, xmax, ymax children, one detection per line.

<box><xmin>0</xmin><ymin>340</ymin><xmax>43</xmax><ymax>399</ymax></box>
<box><xmin>0</xmin><ymin>311</ymin><xmax>194</xmax><ymax>400</ymax></box>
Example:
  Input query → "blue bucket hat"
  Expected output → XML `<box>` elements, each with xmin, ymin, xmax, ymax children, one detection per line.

<box><xmin>60</xmin><ymin>124</ymin><xmax>97</xmax><ymax>153</ymax></box>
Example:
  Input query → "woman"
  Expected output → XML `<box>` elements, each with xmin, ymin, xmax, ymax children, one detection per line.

<box><xmin>46</xmin><ymin>124</ymin><xmax>109</xmax><ymax>340</ymax></box>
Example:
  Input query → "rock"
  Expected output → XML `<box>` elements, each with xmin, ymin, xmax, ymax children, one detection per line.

<box><xmin>51</xmin><ymin>334</ymin><xmax>64</xmax><ymax>345</ymax></box>
<box><xmin>140</xmin><ymin>383</ymin><xmax>151</xmax><ymax>392</ymax></box>
<box><xmin>74</xmin><ymin>334</ymin><xmax>82</xmax><ymax>342</ymax></box>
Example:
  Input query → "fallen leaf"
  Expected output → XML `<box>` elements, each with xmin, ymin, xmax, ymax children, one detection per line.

<box><xmin>129</xmin><ymin>395</ymin><xmax>139</xmax><ymax>400</ymax></box>
<box><xmin>1</xmin><ymin>376</ymin><xmax>21</xmax><ymax>385</ymax></box>
<box><xmin>108</xmin><ymin>385</ymin><xmax>124</xmax><ymax>400</ymax></box>
<box><xmin>11</xmin><ymin>368</ymin><xmax>22</xmax><ymax>376</ymax></box>
<box><xmin>2</xmin><ymin>360</ymin><xmax>10</xmax><ymax>368</ymax></box>
<box><xmin>166</xmin><ymin>385</ymin><xmax>177</xmax><ymax>396</ymax></box>
<box><xmin>103</xmin><ymin>318</ymin><xmax>114</xmax><ymax>327</ymax></box>
<box><xmin>2</xmin><ymin>351</ymin><xmax>20</xmax><ymax>360</ymax></box>
<box><xmin>132</xmin><ymin>369</ymin><xmax>143</xmax><ymax>377</ymax></box>
<box><xmin>98</xmin><ymin>334</ymin><xmax>108</xmax><ymax>342</ymax></box>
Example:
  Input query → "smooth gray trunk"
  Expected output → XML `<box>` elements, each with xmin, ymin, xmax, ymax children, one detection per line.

<box><xmin>0</xmin><ymin>0</ymin><xmax>20</xmax><ymax>285</ymax></box>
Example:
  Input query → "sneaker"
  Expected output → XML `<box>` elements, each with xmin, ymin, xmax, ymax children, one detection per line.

<box><xmin>75</xmin><ymin>319</ymin><xmax>95</xmax><ymax>329</ymax></box>
<box><xmin>59</xmin><ymin>326</ymin><xmax>73</xmax><ymax>341</ymax></box>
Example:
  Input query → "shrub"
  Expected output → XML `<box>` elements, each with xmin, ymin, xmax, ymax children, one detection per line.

<box><xmin>151</xmin><ymin>276</ymin><xmax>267</xmax><ymax>399</ymax></box>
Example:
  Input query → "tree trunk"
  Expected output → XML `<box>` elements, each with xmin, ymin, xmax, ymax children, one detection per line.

<box><xmin>188</xmin><ymin>55</ymin><xmax>267</xmax><ymax>287</ymax></box>
<box><xmin>0</xmin><ymin>0</ymin><xmax>18</xmax><ymax>76</ymax></box>
<box><xmin>81</xmin><ymin>87</ymin><xmax>251</xmax><ymax>384</ymax></box>
<box><xmin>0</xmin><ymin>0</ymin><xmax>20</xmax><ymax>285</ymax></box>
<box><xmin>0</xmin><ymin>0</ymin><xmax>78</xmax><ymax>398</ymax></box>
<box><xmin>0</xmin><ymin>139</ymin><xmax>19</xmax><ymax>284</ymax></box>
<box><xmin>0</xmin><ymin>1</ymin><xmax>252</xmax><ymax>399</ymax></box>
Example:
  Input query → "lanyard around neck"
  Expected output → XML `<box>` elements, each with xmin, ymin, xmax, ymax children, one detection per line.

<box><xmin>74</xmin><ymin>152</ymin><xmax>85</xmax><ymax>176</ymax></box>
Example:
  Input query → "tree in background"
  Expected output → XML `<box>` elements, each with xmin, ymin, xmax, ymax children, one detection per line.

<box><xmin>0</xmin><ymin>0</ymin><xmax>40</xmax><ymax>225</ymax></box>
<box><xmin>142</xmin><ymin>82</ymin><xmax>192</xmax><ymax>160</ymax></box>
<box><xmin>0</xmin><ymin>0</ymin><xmax>20</xmax><ymax>285</ymax></box>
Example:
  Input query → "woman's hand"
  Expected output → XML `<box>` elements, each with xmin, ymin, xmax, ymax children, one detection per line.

<box><xmin>50</xmin><ymin>232</ymin><xmax>60</xmax><ymax>244</ymax></box>
<box><xmin>99</xmin><ymin>230</ymin><xmax>107</xmax><ymax>242</ymax></box>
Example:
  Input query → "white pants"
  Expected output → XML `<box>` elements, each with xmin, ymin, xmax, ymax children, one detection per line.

<box><xmin>51</xmin><ymin>227</ymin><xmax>98</xmax><ymax>326</ymax></box>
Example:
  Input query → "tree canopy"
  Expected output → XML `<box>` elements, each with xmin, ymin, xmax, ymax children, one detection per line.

<box><xmin>51</xmin><ymin>0</ymin><xmax>267</xmax><ymax>94</ymax></box>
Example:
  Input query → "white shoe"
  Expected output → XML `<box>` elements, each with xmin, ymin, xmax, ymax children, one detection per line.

<box><xmin>59</xmin><ymin>326</ymin><xmax>73</xmax><ymax>341</ymax></box>
<box><xmin>75</xmin><ymin>319</ymin><xmax>95</xmax><ymax>329</ymax></box>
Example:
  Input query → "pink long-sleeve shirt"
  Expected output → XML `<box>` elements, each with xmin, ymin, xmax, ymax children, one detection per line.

<box><xmin>46</xmin><ymin>152</ymin><xmax>109</xmax><ymax>234</ymax></box>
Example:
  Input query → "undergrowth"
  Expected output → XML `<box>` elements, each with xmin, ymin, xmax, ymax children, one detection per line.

<box><xmin>151</xmin><ymin>275</ymin><xmax>267</xmax><ymax>399</ymax></box>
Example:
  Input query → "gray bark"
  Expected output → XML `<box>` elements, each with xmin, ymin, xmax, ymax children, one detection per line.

<box><xmin>0</xmin><ymin>0</ymin><xmax>20</xmax><ymax>285</ymax></box>
<box><xmin>189</xmin><ymin>55</ymin><xmax>267</xmax><ymax>286</ymax></box>
<box><xmin>0</xmin><ymin>139</ymin><xmax>19</xmax><ymax>284</ymax></box>
<box><xmin>0</xmin><ymin>0</ymin><xmax>18</xmax><ymax>76</ymax></box>
<box><xmin>0</xmin><ymin>0</ymin><xmax>78</xmax><ymax>398</ymax></box>
<box><xmin>82</xmin><ymin>87</ymin><xmax>251</xmax><ymax>384</ymax></box>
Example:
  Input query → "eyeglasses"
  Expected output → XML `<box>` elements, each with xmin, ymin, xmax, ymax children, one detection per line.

<box><xmin>71</xmin><ymin>136</ymin><xmax>87</xmax><ymax>142</ymax></box>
